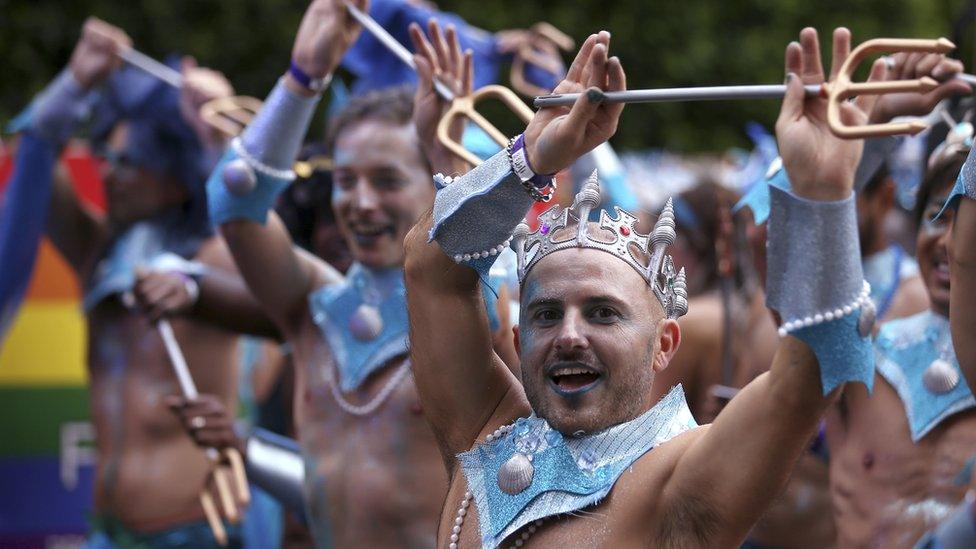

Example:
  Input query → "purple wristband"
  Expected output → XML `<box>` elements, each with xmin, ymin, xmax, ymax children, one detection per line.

<box><xmin>288</xmin><ymin>61</ymin><xmax>330</xmax><ymax>93</ymax></box>
<box><xmin>509</xmin><ymin>134</ymin><xmax>554</xmax><ymax>189</ymax></box>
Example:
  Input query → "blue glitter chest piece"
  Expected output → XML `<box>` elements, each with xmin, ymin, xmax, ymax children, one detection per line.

<box><xmin>459</xmin><ymin>385</ymin><xmax>697</xmax><ymax>548</ymax></box>
<box><xmin>876</xmin><ymin>311</ymin><xmax>975</xmax><ymax>442</ymax></box>
<box><xmin>308</xmin><ymin>263</ymin><xmax>409</xmax><ymax>392</ymax></box>
<box><xmin>863</xmin><ymin>244</ymin><xmax>918</xmax><ymax>320</ymax></box>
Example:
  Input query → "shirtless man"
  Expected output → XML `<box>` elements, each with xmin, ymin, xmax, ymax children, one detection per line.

<box><xmin>2</xmin><ymin>18</ymin><xmax>278</xmax><ymax>547</ymax></box>
<box><xmin>405</xmin><ymin>26</ymin><xmax>890</xmax><ymax>547</ymax></box>
<box><xmin>825</xmin><ymin>138</ymin><xmax>976</xmax><ymax>547</ymax></box>
<box><xmin>174</xmin><ymin>1</ymin><xmax>511</xmax><ymax>545</ymax></box>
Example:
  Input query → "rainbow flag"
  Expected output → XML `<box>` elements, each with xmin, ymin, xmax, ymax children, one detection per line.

<box><xmin>0</xmin><ymin>143</ymin><xmax>102</xmax><ymax>547</ymax></box>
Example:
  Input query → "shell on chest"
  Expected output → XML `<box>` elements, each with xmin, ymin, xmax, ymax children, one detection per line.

<box><xmin>923</xmin><ymin>359</ymin><xmax>960</xmax><ymax>395</ymax></box>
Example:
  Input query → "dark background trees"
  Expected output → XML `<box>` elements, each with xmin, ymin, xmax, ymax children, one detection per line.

<box><xmin>1</xmin><ymin>0</ymin><xmax>971</xmax><ymax>151</ymax></box>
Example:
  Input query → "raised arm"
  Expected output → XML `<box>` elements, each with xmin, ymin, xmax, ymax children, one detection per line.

<box><xmin>205</xmin><ymin>0</ymin><xmax>364</xmax><ymax>330</ymax></box>
<box><xmin>405</xmin><ymin>31</ymin><xmax>625</xmax><ymax>462</ymax></box>
<box><xmin>950</xmin><ymin>155</ymin><xmax>976</xmax><ymax>386</ymax></box>
<box><xmin>661</xmin><ymin>28</ymin><xmax>886</xmax><ymax>546</ymax></box>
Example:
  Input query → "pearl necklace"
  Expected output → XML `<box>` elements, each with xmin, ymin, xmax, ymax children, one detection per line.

<box><xmin>325</xmin><ymin>359</ymin><xmax>412</xmax><ymax>416</ymax></box>
<box><xmin>449</xmin><ymin>422</ymin><xmax>547</xmax><ymax>549</ymax></box>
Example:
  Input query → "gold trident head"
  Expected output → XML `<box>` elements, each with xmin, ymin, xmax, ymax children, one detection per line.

<box><xmin>826</xmin><ymin>37</ymin><xmax>956</xmax><ymax>139</ymax></box>
<box><xmin>435</xmin><ymin>84</ymin><xmax>536</xmax><ymax>167</ymax></box>
<box><xmin>199</xmin><ymin>95</ymin><xmax>264</xmax><ymax>138</ymax></box>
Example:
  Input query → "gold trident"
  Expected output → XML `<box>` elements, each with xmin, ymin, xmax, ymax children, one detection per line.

<box><xmin>825</xmin><ymin>37</ymin><xmax>956</xmax><ymax>139</ymax></box>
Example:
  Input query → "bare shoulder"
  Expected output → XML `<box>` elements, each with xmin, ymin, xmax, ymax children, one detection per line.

<box><xmin>884</xmin><ymin>275</ymin><xmax>928</xmax><ymax>322</ymax></box>
<box><xmin>296</xmin><ymin>246</ymin><xmax>344</xmax><ymax>288</ymax></box>
<box><xmin>615</xmin><ymin>426</ymin><xmax>723</xmax><ymax>545</ymax></box>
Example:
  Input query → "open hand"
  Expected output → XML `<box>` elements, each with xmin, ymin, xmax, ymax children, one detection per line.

<box><xmin>68</xmin><ymin>17</ymin><xmax>131</xmax><ymax>89</ymax></box>
<box><xmin>523</xmin><ymin>31</ymin><xmax>625</xmax><ymax>176</ymax></box>
<box><xmin>291</xmin><ymin>0</ymin><xmax>368</xmax><ymax>82</ymax></box>
<box><xmin>179</xmin><ymin>57</ymin><xmax>235</xmax><ymax>148</ymax></box>
<box><xmin>410</xmin><ymin>19</ymin><xmax>473</xmax><ymax>176</ymax></box>
<box><xmin>775</xmin><ymin>28</ymin><xmax>887</xmax><ymax>201</ymax></box>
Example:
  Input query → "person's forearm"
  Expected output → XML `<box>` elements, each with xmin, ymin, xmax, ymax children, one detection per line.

<box><xmin>191</xmin><ymin>269</ymin><xmax>282</xmax><ymax>340</ymax></box>
<box><xmin>951</xmin><ymin>200</ymin><xmax>976</xmax><ymax>387</ymax></box>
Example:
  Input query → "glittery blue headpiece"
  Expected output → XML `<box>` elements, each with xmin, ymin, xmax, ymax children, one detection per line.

<box><xmin>511</xmin><ymin>171</ymin><xmax>688</xmax><ymax>319</ymax></box>
<box><xmin>928</xmin><ymin>109</ymin><xmax>974</xmax><ymax>170</ymax></box>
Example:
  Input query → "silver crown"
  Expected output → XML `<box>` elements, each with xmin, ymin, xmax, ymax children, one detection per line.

<box><xmin>511</xmin><ymin>170</ymin><xmax>688</xmax><ymax>319</ymax></box>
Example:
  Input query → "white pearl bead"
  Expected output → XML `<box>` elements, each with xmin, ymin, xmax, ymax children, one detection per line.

<box><xmin>528</xmin><ymin>526</ymin><xmax>537</xmax><ymax>533</ymax></box>
<box><xmin>814</xmin><ymin>313</ymin><xmax>824</xmax><ymax>324</ymax></box>
<box><xmin>454</xmin><ymin>255</ymin><xmax>463</xmax><ymax>262</ymax></box>
<box><xmin>490</xmin><ymin>248</ymin><xmax>498</xmax><ymax>256</ymax></box>
<box><xmin>825</xmin><ymin>311</ymin><xmax>834</xmax><ymax>321</ymax></box>
<box><xmin>459</xmin><ymin>508</ymin><xmax>467</xmax><ymax>517</ymax></box>
<box><xmin>778</xmin><ymin>327</ymin><xmax>787</xmax><ymax>338</ymax></box>
<box><xmin>486</xmin><ymin>434</ymin><xmax>494</xmax><ymax>442</ymax></box>
<box><xmin>803</xmin><ymin>316</ymin><xmax>814</xmax><ymax>327</ymax></box>
<box><xmin>450</xmin><ymin>543</ymin><xmax>458</xmax><ymax>549</ymax></box>
<box><xmin>515</xmin><ymin>540</ymin><xmax>524</xmax><ymax>547</ymax></box>
<box><xmin>463</xmin><ymin>254</ymin><xmax>471</xmax><ymax>261</ymax></box>
<box><xmin>843</xmin><ymin>305</ymin><xmax>853</xmax><ymax>315</ymax></box>
<box><xmin>783</xmin><ymin>321</ymin><xmax>794</xmax><ymax>331</ymax></box>
<box><xmin>452</xmin><ymin>525</ymin><xmax>461</xmax><ymax>535</ymax></box>
<box><xmin>522</xmin><ymin>532</ymin><xmax>531</xmax><ymax>540</ymax></box>
<box><xmin>451</xmin><ymin>534</ymin><xmax>459</xmax><ymax>543</ymax></box>
<box><xmin>465</xmin><ymin>491</ymin><xmax>472</xmax><ymax>498</ymax></box>
<box><xmin>461</xmin><ymin>499</ymin><xmax>469</xmax><ymax>508</ymax></box>
<box><xmin>455</xmin><ymin>516</ymin><xmax>463</xmax><ymax>525</ymax></box>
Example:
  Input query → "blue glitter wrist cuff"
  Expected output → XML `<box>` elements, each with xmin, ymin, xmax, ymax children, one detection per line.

<box><xmin>240</xmin><ymin>77</ymin><xmax>319</xmax><ymax>172</ymax></box>
<box><xmin>207</xmin><ymin>146</ymin><xmax>291</xmax><ymax>225</ymax></box>
<box><xmin>429</xmin><ymin>149</ymin><xmax>534</xmax><ymax>281</ymax></box>
<box><xmin>25</xmin><ymin>70</ymin><xmax>96</xmax><ymax>145</ymax></box>
<box><xmin>766</xmin><ymin>178</ymin><xmax>875</xmax><ymax>395</ymax></box>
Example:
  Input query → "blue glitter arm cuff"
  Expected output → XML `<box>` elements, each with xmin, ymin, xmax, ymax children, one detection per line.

<box><xmin>914</xmin><ymin>500</ymin><xmax>976</xmax><ymax>549</ymax></box>
<box><xmin>24</xmin><ymin>70</ymin><xmax>96</xmax><ymax>145</ymax></box>
<box><xmin>766</xmin><ymin>176</ymin><xmax>875</xmax><ymax>395</ymax></box>
<box><xmin>206</xmin><ymin>78</ymin><xmax>319</xmax><ymax>225</ymax></box>
<box><xmin>429</xmin><ymin>150</ymin><xmax>533</xmax><ymax>280</ymax></box>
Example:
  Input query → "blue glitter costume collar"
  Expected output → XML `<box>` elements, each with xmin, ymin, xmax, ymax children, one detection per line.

<box><xmin>84</xmin><ymin>219</ymin><xmax>208</xmax><ymax>312</ymax></box>
<box><xmin>876</xmin><ymin>310</ymin><xmax>975</xmax><ymax>442</ymax></box>
<box><xmin>308</xmin><ymin>262</ymin><xmax>410</xmax><ymax>392</ymax></box>
<box><xmin>863</xmin><ymin>244</ymin><xmax>919</xmax><ymax>321</ymax></box>
<box><xmin>458</xmin><ymin>385</ymin><xmax>697</xmax><ymax>548</ymax></box>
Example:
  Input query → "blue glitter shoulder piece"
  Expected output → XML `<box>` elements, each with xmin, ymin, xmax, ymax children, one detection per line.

<box><xmin>84</xmin><ymin>223</ymin><xmax>207</xmax><ymax>312</ymax></box>
<box><xmin>876</xmin><ymin>311</ymin><xmax>975</xmax><ymax>442</ymax></box>
<box><xmin>308</xmin><ymin>263</ymin><xmax>410</xmax><ymax>392</ymax></box>
<box><xmin>939</xmin><ymin>142</ymin><xmax>976</xmax><ymax>216</ymax></box>
<box><xmin>458</xmin><ymin>385</ymin><xmax>697</xmax><ymax>548</ymax></box>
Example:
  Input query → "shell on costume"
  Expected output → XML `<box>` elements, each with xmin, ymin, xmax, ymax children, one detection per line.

<box><xmin>858</xmin><ymin>302</ymin><xmax>876</xmax><ymax>338</ymax></box>
<box><xmin>650</xmin><ymin>198</ymin><xmax>677</xmax><ymax>248</ymax></box>
<box><xmin>923</xmin><ymin>359</ymin><xmax>960</xmax><ymax>394</ymax></box>
<box><xmin>497</xmin><ymin>453</ymin><xmax>534</xmax><ymax>495</ymax></box>
<box><xmin>349</xmin><ymin>304</ymin><xmax>384</xmax><ymax>341</ymax></box>
<box><xmin>222</xmin><ymin>158</ymin><xmax>258</xmax><ymax>196</ymax></box>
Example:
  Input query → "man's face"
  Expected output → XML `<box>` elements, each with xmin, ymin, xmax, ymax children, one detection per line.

<box><xmin>517</xmin><ymin>248</ymin><xmax>680</xmax><ymax>435</ymax></box>
<box><xmin>916</xmin><ymin>181</ymin><xmax>955</xmax><ymax>317</ymax></box>
<box><xmin>332</xmin><ymin>120</ymin><xmax>434</xmax><ymax>270</ymax></box>
<box><xmin>99</xmin><ymin>124</ymin><xmax>188</xmax><ymax>226</ymax></box>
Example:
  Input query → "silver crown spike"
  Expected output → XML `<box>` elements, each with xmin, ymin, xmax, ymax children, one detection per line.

<box><xmin>575</xmin><ymin>170</ymin><xmax>602</xmax><ymax>245</ymax></box>
<box><xmin>672</xmin><ymin>267</ymin><xmax>689</xmax><ymax>318</ymax></box>
<box><xmin>513</xmin><ymin>220</ymin><xmax>531</xmax><ymax>279</ymax></box>
<box><xmin>648</xmin><ymin>198</ymin><xmax>677</xmax><ymax>280</ymax></box>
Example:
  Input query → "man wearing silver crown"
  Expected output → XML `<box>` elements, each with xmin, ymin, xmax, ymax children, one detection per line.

<box><xmin>406</xmin><ymin>28</ymin><xmax>886</xmax><ymax>547</ymax></box>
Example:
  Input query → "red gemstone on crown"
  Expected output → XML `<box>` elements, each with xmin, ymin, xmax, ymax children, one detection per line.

<box><xmin>619</xmin><ymin>225</ymin><xmax>631</xmax><ymax>236</ymax></box>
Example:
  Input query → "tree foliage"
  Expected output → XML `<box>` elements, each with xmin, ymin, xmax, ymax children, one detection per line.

<box><xmin>0</xmin><ymin>0</ymin><xmax>970</xmax><ymax>151</ymax></box>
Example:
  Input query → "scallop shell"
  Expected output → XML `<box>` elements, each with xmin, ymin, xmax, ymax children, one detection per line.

<box><xmin>923</xmin><ymin>359</ymin><xmax>959</xmax><ymax>394</ymax></box>
<box><xmin>497</xmin><ymin>453</ymin><xmax>534</xmax><ymax>495</ymax></box>
<box><xmin>858</xmin><ymin>303</ymin><xmax>876</xmax><ymax>337</ymax></box>
<box><xmin>349</xmin><ymin>304</ymin><xmax>384</xmax><ymax>341</ymax></box>
<box><xmin>222</xmin><ymin>158</ymin><xmax>257</xmax><ymax>196</ymax></box>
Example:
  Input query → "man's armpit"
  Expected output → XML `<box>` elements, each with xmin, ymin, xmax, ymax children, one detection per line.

<box><xmin>655</xmin><ymin>490</ymin><xmax>722</xmax><ymax>548</ymax></box>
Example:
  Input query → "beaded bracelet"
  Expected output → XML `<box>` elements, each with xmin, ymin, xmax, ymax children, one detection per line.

<box><xmin>506</xmin><ymin>134</ymin><xmax>556</xmax><ymax>202</ymax></box>
<box><xmin>777</xmin><ymin>280</ymin><xmax>874</xmax><ymax>338</ymax></box>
